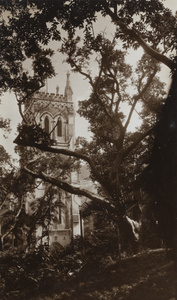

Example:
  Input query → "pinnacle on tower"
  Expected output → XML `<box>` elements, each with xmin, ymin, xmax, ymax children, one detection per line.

<box><xmin>64</xmin><ymin>71</ymin><xmax>73</xmax><ymax>101</ymax></box>
<box><xmin>56</xmin><ymin>85</ymin><xmax>59</xmax><ymax>95</ymax></box>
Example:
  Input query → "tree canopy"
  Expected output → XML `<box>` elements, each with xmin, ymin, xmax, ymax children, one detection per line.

<box><xmin>0</xmin><ymin>0</ymin><xmax>175</xmax><ymax>96</ymax></box>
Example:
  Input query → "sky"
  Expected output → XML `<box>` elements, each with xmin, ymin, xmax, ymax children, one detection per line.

<box><xmin>0</xmin><ymin>0</ymin><xmax>176</xmax><ymax>160</ymax></box>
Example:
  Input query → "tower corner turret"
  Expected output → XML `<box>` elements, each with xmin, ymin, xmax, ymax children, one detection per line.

<box><xmin>64</xmin><ymin>71</ymin><xmax>73</xmax><ymax>101</ymax></box>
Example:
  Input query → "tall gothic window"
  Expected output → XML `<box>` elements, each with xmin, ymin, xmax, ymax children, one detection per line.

<box><xmin>44</xmin><ymin>116</ymin><xmax>49</xmax><ymax>134</ymax></box>
<box><xmin>58</xmin><ymin>192</ymin><xmax>62</xmax><ymax>224</ymax></box>
<box><xmin>57</xmin><ymin>118</ymin><xmax>62</xmax><ymax>137</ymax></box>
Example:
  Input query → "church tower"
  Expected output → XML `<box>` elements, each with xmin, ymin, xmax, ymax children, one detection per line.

<box><xmin>24</xmin><ymin>73</ymin><xmax>82</xmax><ymax>248</ymax></box>
<box><xmin>25</xmin><ymin>72</ymin><xmax>75</xmax><ymax>151</ymax></box>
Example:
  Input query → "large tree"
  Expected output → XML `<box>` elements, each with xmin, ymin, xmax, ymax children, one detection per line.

<box><xmin>14</xmin><ymin>35</ymin><xmax>166</xmax><ymax>252</ymax></box>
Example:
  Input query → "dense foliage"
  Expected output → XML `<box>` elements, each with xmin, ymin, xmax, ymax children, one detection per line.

<box><xmin>145</xmin><ymin>68</ymin><xmax>177</xmax><ymax>249</ymax></box>
<box><xmin>0</xmin><ymin>235</ymin><xmax>121</xmax><ymax>300</ymax></box>
<box><xmin>0</xmin><ymin>243</ymin><xmax>174</xmax><ymax>300</ymax></box>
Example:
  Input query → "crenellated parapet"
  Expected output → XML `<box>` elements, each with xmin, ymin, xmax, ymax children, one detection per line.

<box><xmin>33</xmin><ymin>91</ymin><xmax>68</xmax><ymax>102</ymax></box>
<box><xmin>33</xmin><ymin>93</ymin><xmax>74</xmax><ymax>113</ymax></box>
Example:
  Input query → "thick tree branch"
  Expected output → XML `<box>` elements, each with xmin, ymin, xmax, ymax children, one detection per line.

<box><xmin>16</xmin><ymin>84</ymin><xmax>45</xmax><ymax>124</ymax></box>
<box><xmin>17</xmin><ymin>100</ymin><xmax>28</xmax><ymax>124</ymax></box>
<box><xmin>111</xmin><ymin>125</ymin><xmax>154</xmax><ymax>182</ymax></box>
<box><xmin>124</xmin><ymin>68</ymin><xmax>157</xmax><ymax>131</ymax></box>
<box><xmin>15</xmin><ymin>140</ymin><xmax>101</xmax><ymax>179</ymax></box>
<box><xmin>105</xmin><ymin>68</ymin><xmax>124</xmax><ymax>130</ymax></box>
<box><xmin>71</xmin><ymin>58</ymin><xmax>123</xmax><ymax>128</ymax></box>
<box><xmin>123</xmin><ymin>126</ymin><xmax>155</xmax><ymax>159</ymax></box>
<box><xmin>2</xmin><ymin>198</ymin><xmax>24</xmax><ymax>241</ymax></box>
<box><xmin>106</xmin><ymin>68</ymin><xmax>122</xmax><ymax>109</ymax></box>
<box><xmin>102</xmin><ymin>0</ymin><xmax>174</xmax><ymax>70</ymax></box>
<box><xmin>14</xmin><ymin>138</ymin><xmax>113</xmax><ymax>201</ymax></box>
<box><xmin>26</xmin><ymin>185</ymin><xmax>53</xmax><ymax>247</ymax></box>
<box><xmin>23</xmin><ymin>166</ymin><xmax>112</xmax><ymax>207</ymax></box>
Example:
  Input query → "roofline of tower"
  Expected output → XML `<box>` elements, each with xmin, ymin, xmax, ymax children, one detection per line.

<box><xmin>33</xmin><ymin>91</ymin><xmax>74</xmax><ymax>103</ymax></box>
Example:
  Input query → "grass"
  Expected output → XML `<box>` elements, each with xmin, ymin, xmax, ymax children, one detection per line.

<box><xmin>4</xmin><ymin>249</ymin><xmax>177</xmax><ymax>300</ymax></box>
<box><xmin>30</xmin><ymin>249</ymin><xmax>177</xmax><ymax>300</ymax></box>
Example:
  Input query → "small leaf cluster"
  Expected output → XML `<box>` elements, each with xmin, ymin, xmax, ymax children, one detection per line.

<box><xmin>14</xmin><ymin>124</ymin><xmax>54</xmax><ymax>148</ymax></box>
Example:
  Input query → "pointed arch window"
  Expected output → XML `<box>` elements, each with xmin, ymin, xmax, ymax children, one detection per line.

<box><xmin>58</xmin><ymin>192</ymin><xmax>62</xmax><ymax>224</ymax></box>
<box><xmin>44</xmin><ymin>116</ymin><xmax>49</xmax><ymax>134</ymax></box>
<box><xmin>57</xmin><ymin>118</ymin><xmax>62</xmax><ymax>137</ymax></box>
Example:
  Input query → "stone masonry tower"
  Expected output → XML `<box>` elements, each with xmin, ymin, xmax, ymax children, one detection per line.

<box><xmin>25</xmin><ymin>71</ymin><xmax>75</xmax><ymax>150</ymax></box>
<box><xmin>24</xmin><ymin>73</ymin><xmax>82</xmax><ymax>248</ymax></box>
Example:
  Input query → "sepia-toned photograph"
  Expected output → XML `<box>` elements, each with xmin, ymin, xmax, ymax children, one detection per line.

<box><xmin>0</xmin><ymin>0</ymin><xmax>176</xmax><ymax>299</ymax></box>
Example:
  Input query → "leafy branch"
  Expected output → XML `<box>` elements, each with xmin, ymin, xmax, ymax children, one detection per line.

<box><xmin>102</xmin><ymin>0</ymin><xmax>174</xmax><ymax>69</ymax></box>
